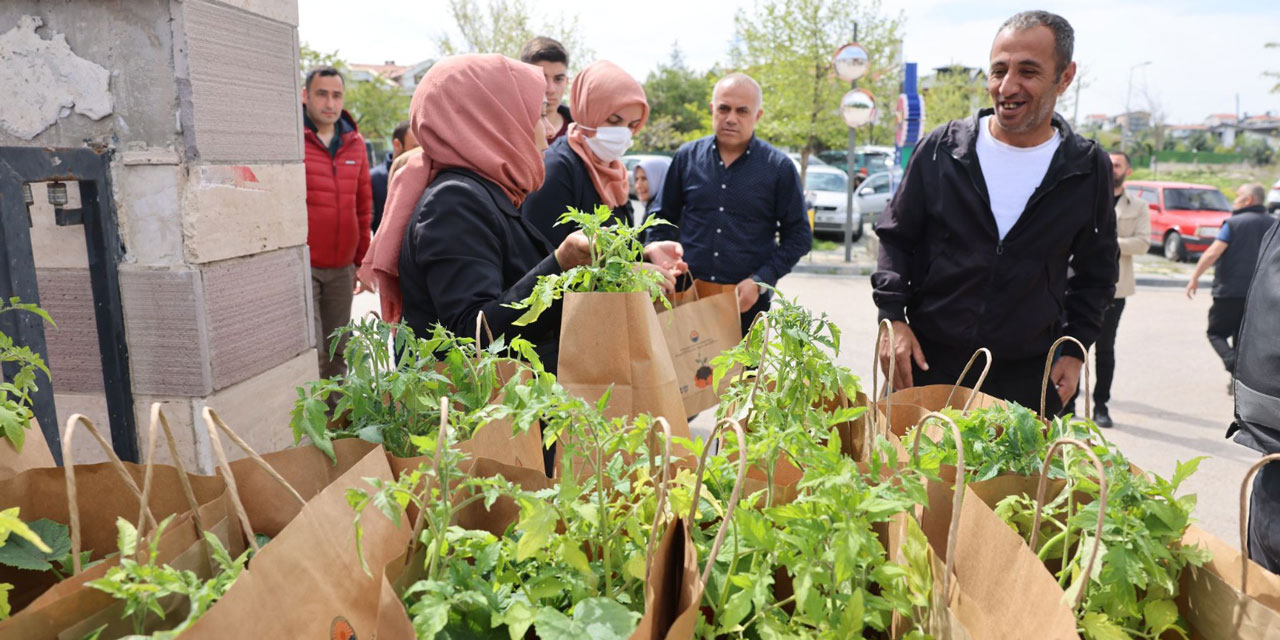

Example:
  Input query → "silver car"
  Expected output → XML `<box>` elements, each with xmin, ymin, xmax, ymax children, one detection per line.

<box><xmin>805</xmin><ymin>169</ymin><xmax>893</xmax><ymax>240</ymax></box>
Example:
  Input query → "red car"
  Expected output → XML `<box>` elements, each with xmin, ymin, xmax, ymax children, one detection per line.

<box><xmin>1124</xmin><ymin>180</ymin><xmax>1234</xmax><ymax>261</ymax></box>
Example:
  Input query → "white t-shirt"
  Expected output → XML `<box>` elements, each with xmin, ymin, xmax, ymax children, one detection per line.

<box><xmin>975</xmin><ymin>115</ymin><xmax>1061</xmax><ymax>240</ymax></box>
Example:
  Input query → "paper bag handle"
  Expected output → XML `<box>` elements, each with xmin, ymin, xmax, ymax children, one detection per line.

<box><xmin>1239</xmin><ymin>453</ymin><xmax>1280</xmax><ymax>592</ymax></box>
<box><xmin>62</xmin><ymin>414</ymin><xmax>154</xmax><ymax>574</ymax></box>
<box><xmin>740</xmin><ymin>312</ymin><xmax>771</xmax><ymax>418</ymax></box>
<box><xmin>1028</xmin><ymin>438</ymin><xmax>1107</xmax><ymax>610</ymax></box>
<box><xmin>689</xmin><ymin>418</ymin><xmax>748</xmax><ymax>591</ymax></box>
<box><xmin>404</xmin><ymin>396</ymin><xmax>454</xmax><ymax>564</ymax></box>
<box><xmin>642</xmin><ymin>416</ymin><xmax>674</xmax><ymax>584</ymax></box>
<box><xmin>474</xmin><ymin>310</ymin><xmax>495</xmax><ymax>347</ymax></box>
<box><xmin>135</xmin><ymin>404</ymin><xmax>207</xmax><ymax>560</ymax></box>
<box><xmin>872</xmin><ymin>319</ymin><xmax>895</xmax><ymax>439</ymax></box>
<box><xmin>913</xmin><ymin>412</ymin><xmax>965</xmax><ymax>597</ymax></box>
<box><xmin>943</xmin><ymin>348</ymin><xmax>992</xmax><ymax>413</ymax></box>
<box><xmin>1040</xmin><ymin>336</ymin><xmax>1091</xmax><ymax>420</ymax></box>
<box><xmin>202</xmin><ymin>407</ymin><xmax>306</xmax><ymax>554</ymax></box>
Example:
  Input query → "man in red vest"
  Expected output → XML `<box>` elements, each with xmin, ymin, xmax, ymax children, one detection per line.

<box><xmin>302</xmin><ymin>66</ymin><xmax>372</xmax><ymax>379</ymax></box>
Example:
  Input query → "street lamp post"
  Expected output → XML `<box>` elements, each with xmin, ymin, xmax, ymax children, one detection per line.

<box><xmin>834</xmin><ymin>28</ymin><xmax>873</xmax><ymax>263</ymax></box>
<box><xmin>1123</xmin><ymin>60</ymin><xmax>1152</xmax><ymax>153</ymax></box>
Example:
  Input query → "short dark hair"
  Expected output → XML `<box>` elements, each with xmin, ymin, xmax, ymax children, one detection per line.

<box><xmin>1108</xmin><ymin>150</ymin><xmax>1131</xmax><ymax>165</ymax></box>
<box><xmin>519</xmin><ymin>37</ymin><xmax>568</xmax><ymax>66</ymax></box>
<box><xmin>998</xmin><ymin>11</ymin><xmax>1074</xmax><ymax>79</ymax></box>
<box><xmin>304</xmin><ymin>66</ymin><xmax>344</xmax><ymax>90</ymax></box>
<box><xmin>392</xmin><ymin>120</ymin><xmax>411</xmax><ymax>145</ymax></box>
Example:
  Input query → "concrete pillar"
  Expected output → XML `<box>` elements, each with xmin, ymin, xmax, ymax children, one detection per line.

<box><xmin>0</xmin><ymin>0</ymin><xmax>316</xmax><ymax>472</ymax></box>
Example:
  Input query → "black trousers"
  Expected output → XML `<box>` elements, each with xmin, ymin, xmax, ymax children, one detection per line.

<box><xmin>1249</xmin><ymin>460</ymin><xmax>1280</xmax><ymax>574</ymax></box>
<box><xmin>1208</xmin><ymin>296</ymin><xmax>1247</xmax><ymax>373</ymax></box>
<box><xmin>911</xmin><ymin>333</ymin><xmax>1063</xmax><ymax>416</ymax></box>
<box><xmin>741</xmin><ymin>291</ymin><xmax>771</xmax><ymax>337</ymax></box>
<box><xmin>1064</xmin><ymin>298</ymin><xmax>1126</xmax><ymax>414</ymax></box>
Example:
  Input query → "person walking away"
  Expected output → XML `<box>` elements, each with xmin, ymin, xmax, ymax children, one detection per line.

<box><xmin>1063</xmin><ymin>150</ymin><xmax>1149</xmax><ymax>427</ymax></box>
<box><xmin>519</xmin><ymin>37</ymin><xmax>573</xmax><ymax>145</ymax></box>
<box><xmin>1186</xmin><ymin>183</ymin><xmax>1274</xmax><ymax>390</ymax></box>
<box><xmin>873</xmin><ymin>11</ymin><xmax>1118</xmax><ymax>415</ymax></box>
<box><xmin>302</xmin><ymin>66</ymin><xmax>373</xmax><ymax>380</ymax></box>
<box><xmin>1225</xmin><ymin>214</ymin><xmax>1280</xmax><ymax>573</ymax></box>
<box><xmin>521</xmin><ymin>60</ymin><xmax>648</xmax><ymax>246</ymax></box>
<box><xmin>370</xmin><ymin>120</ymin><xmax>419</xmax><ymax>234</ymax></box>
<box><xmin>648</xmin><ymin>73</ymin><xmax>812</xmax><ymax>336</ymax></box>
<box><xmin>634</xmin><ymin>156</ymin><xmax>672</xmax><ymax>222</ymax></box>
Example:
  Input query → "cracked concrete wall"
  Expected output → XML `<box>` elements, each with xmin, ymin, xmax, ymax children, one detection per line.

<box><xmin>2</xmin><ymin>0</ymin><xmax>313</xmax><ymax>464</ymax></box>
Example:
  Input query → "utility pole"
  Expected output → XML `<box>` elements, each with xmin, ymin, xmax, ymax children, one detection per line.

<box><xmin>844</xmin><ymin>22</ymin><xmax>859</xmax><ymax>263</ymax></box>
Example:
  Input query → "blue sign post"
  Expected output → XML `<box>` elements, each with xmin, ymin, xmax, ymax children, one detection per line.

<box><xmin>894</xmin><ymin>62</ymin><xmax>924</xmax><ymax>177</ymax></box>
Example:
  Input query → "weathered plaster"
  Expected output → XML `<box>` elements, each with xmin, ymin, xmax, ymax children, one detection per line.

<box><xmin>0</xmin><ymin>15</ymin><xmax>113</xmax><ymax>140</ymax></box>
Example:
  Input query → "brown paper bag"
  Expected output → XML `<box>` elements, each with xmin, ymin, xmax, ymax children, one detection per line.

<box><xmin>0</xmin><ymin>409</ymin><xmax>242</xmax><ymax>639</ymax></box>
<box><xmin>911</xmin><ymin>416</ymin><xmax>1089</xmax><ymax>639</ymax></box>
<box><xmin>0</xmin><ymin>423</ymin><xmax>56</xmax><ymax>481</ymax></box>
<box><xmin>559</xmin><ymin>291</ymin><xmax>691</xmax><ymax>437</ymax></box>
<box><xmin>1180</xmin><ymin>454</ymin><xmax>1280</xmax><ymax>639</ymax></box>
<box><xmin>179</xmin><ymin>409</ymin><xmax>412</xmax><ymax>639</ymax></box>
<box><xmin>656</xmin><ymin>280</ymin><xmax>742</xmax><ymax>416</ymax></box>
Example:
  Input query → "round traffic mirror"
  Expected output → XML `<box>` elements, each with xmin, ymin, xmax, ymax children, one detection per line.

<box><xmin>833</xmin><ymin>43</ymin><xmax>870</xmax><ymax>82</ymax></box>
<box><xmin>841</xmin><ymin>89</ymin><xmax>876</xmax><ymax>127</ymax></box>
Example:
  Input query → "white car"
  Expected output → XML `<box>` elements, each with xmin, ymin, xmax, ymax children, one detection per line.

<box><xmin>801</xmin><ymin>166</ymin><xmax>896</xmax><ymax>240</ymax></box>
<box><xmin>1268</xmin><ymin>178</ymin><xmax>1280</xmax><ymax>213</ymax></box>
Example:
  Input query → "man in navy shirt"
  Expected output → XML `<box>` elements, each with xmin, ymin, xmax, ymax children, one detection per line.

<box><xmin>649</xmin><ymin>73</ymin><xmax>811</xmax><ymax>334</ymax></box>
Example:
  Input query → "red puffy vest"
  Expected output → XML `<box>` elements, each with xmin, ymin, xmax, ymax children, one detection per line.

<box><xmin>304</xmin><ymin>111</ymin><xmax>372</xmax><ymax>268</ymax></box>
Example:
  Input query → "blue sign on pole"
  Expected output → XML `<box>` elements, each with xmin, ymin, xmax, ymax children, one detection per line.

<box><xmin>892</xmin><ymin>62</ymin><xmax>924</xmax><ymax>194</ymax></box>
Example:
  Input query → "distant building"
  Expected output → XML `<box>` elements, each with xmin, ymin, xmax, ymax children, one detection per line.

<box><xmin>1167</xmin><ymin>124</ymin><xmax>1207</xmax><ymax>140</ymax></box>
<box><xmin>1082</xmin><ymin>113</ymin><xmax>1115</xmax><ymax>133</ymax></box>
<box><xmin>1114</xmin><ymin>111</ymin><xmax>1151</xmax><ymax>132</ymax></box>
<box><xmin>347</xmin><ymin>59</ymin><xmax>435</xmax><ymax>94</ymax></box>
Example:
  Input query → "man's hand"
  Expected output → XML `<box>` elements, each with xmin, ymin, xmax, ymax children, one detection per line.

<box><xmin>555</xmin><ymin>231</ymin><xmax>592</xmax><ymax>270</ymax></box>
<box><xmin>639</xmin><ymin>263</ymin><xmax>678</xmax><ymax>295</ymax></box>
<box><xmin>1185</xmin><ymin>278</ymin><xmax>1198</xmax><ymax>299</ymax></box>
<box><xmin>643</xmin><ymin>241</ymin><xmax>688</xmax><ymax>277</ymax></box>
<box><xmin>877</xmin><ymin>320</ymin><xmax>927</xmax><ymax>391</ymax></box>
<box><xmin>735</xmin><ymin>277</ymin><xmax>761</xmax><ymax>313</ymax></box>
<box><xmin>1049</xmin><ymin>355</ymin><xmax>1084</xmax><ymax>408</ymax></box>
<box><xmin>353</xmin><ymin>272</ymin><xmax>375</xmax><ymax>295</ymax></box>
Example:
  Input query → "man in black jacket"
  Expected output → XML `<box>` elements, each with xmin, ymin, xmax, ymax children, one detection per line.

<box><xmin>369</xmin><ymin>120</ymin><xmax>418</xmax><ymax>233</ymax></box>
<box><xmin>873</xmin><ymin>10</ymin><xmax>1118</xmax><ymax>414</ymax></box>
<box><xmin>1228</xmin><ymin>217</ymin><xmax>1280</xmax><ymax>573</ymax></box>
<box><xmin>1186</xmin><ymin>183</ymin><xmax>1274</xmax><ymax>385</ymax></box>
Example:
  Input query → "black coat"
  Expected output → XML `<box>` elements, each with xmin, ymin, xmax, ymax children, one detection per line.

<box><xmin>521</xmin><ymin>136</ymin><xmax>632</xmax><ymax>247</ymax></box>
<box><xmin>872</xmin><ymin>110</ymin><xmax>1118</xmax><ymax>360</ymax></box>
<box><xmin>399</xmin><ymin>168</ymin><xmax>563</xmax><ymax>371</ymax></box>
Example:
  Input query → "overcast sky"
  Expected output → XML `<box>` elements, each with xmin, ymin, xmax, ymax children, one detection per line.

<box><xmin>299</xmin><ymin>0</ymin><xmax>1280</xmax><ymax>125</ymax></box>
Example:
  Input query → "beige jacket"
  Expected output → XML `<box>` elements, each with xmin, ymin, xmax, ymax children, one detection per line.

<box><xmin>1114</xmin><ymin>190</ymin><xmax>1151</xmax><ymax>298</ymax></box>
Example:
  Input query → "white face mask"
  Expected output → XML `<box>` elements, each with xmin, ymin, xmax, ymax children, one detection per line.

<box><xmin>583</xmin><ymin>126</ymin><xmax>633</xmax><ymax>163</ymax></box>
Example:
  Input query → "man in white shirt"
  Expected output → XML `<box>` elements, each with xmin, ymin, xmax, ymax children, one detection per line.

<box><xmin>873</xmin><ymin>11</ymin><xmax>1118</xmax><ymax>414</ymax></box>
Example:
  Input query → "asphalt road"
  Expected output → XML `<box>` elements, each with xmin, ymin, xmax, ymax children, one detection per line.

<box><xmin>352</xmin><ymin>272</ymin><xmax>1251</xmax><ymax>544</ymax></box>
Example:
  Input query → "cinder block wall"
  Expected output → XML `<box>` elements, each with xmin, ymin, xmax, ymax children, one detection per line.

<box><xmin>0</xmin><ymin>0</ymin><xmax>317</xmax><ymax>471</ymax></box>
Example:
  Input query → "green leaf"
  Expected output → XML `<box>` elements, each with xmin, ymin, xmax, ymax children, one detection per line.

<box><xmin>116</xmin><ymin>517</ymin><xmax>138</xmax><ymax>557</ymax></box>
<box><xmin>515</xmin><ymin>501</ymin><xmax>557</xmax><ymax>561</ymax></box>
<box><xmin>536</xmin><ymin>598</ymin><xmax>640</xmax><ymax>640</ymax></box>
<box><xmin>501</xmin><ymin>599</ymin><xmax>536</xmax><ymax>640</ymax></box>
<box><xmin>0</xmin><ymin>518</ymin><xmax>69</xmax><ymax>571</ymax></box>
<box><xmin>1143</xmin><ymin>599</ymin><xmax>1180</xmax><ymax>635</ymax></box>
<box><xmin>1080</xmin><ymin>612</ymin><xmax>1132</xmax><ymax>640</ymax></box>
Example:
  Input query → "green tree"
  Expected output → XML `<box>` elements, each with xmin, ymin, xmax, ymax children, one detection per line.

<box><xmin>639</xmin><ymin>43</ymin><xmax>714</xmax><ymax>151</ymax></box>
<box><xmin>922</xmin><ymin>66</ymin><xmax>987</xmax><ymax>132</ymax></box>
<box><xmin>730</xmin><ymin>0</ymin><xmax>904</xmax><ymax>181</ymax></box>
<box><xmin>1185</xmin><ymin>130</ymin><xmax>1214</xmax><ymax>152</ymax></box>
<box><xmin>1241</xmin><ymin>137</ymin><xmax>1275</xmax><ymax>166</ymax></box>
<box><xmin>435</xmin><ymin>0</ymin><xmax>594</xmax><ymax>72</ymax></box>
<box><xmin>298</xmin><ymin>43</ymin><xmax>410</xmax><ymax>144</ymax></box>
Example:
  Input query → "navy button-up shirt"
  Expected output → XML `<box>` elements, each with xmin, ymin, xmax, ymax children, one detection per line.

<box><xmin>648</xmin><ymin>135</ymin><xmax>810</xmax><ymax>286</ymax></box>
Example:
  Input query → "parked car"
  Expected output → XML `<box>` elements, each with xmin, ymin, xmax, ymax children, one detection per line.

<box><xmin>817</xmin><ymin>147</ymin><xmax>894</xmax><ymax>182</ymax></box>
<box><xmin>1125</xmin><ymin>180</ymin><xmax>1234</xmax><ymax>261</ymax></box>
<box><xmin>1267</xmin><ymin>178</ymin><xmax>1280</xmax><ymax>213</ymax></box>
<box><xmin>802</xmin><ymin>166</ymin><xmax>893</xmax><ymax>240</ymax></box>
<box><xmin>786</xmin><ymin>152</ymin><xmax>828</xmax><ymax>168</ymax></box>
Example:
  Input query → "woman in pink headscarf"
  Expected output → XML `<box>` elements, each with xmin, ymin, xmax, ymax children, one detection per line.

<box><xmin>361</xmin><ymin>54</ymin><xmax>684</xmax><ymax>375</ymax></box>
<box><xmin>520</xmin><ymin>60</ymin><xmax>650</xmax><ymax>247</ymax></box>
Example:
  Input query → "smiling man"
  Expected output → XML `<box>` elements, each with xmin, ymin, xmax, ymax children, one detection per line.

<box><xmin>873</xmin><ymin>11</ymin><xmax>1118</xmax><ymax>415</ymax></box>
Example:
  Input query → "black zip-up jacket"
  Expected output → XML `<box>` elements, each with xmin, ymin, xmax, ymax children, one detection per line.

<box><xmin>872</xmin><ymin>110</ymin><xmax>1118</xmax><ymax>360</ymax></box>
<box><xmin>521</xmin><ymin>136</ymin><xmax>633</xmax><ymax>248</ymax></box>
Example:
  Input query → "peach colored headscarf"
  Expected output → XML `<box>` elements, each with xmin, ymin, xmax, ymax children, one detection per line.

<box><xmin>360</xmin><ymin>54</ymin><xmax>547</xmax><ymax>323</ymax></box>
<box><xmin>565</xmin><ymin>61</ymin><xmax>649</xmax><ymax>208</ymax></box>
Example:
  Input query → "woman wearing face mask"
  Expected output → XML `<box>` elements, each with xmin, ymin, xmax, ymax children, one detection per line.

<box><xmin>521</xmin><ymin>60</ymin><xmax>649</xmax><ymax>247</ymax></box>
<box><xmin>362</xmin><ymin>54</ymin><xmax>685</xmax><ymax>377</ymax></box>
<box><xmin>634</xmin><ymin>156</ymin><xmax>672</xmax><ymax>219</ymax></box>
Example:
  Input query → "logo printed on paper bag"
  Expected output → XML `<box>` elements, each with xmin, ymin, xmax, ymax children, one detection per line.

<box><xmin>330</xmin><ymin>617</ymin><xmax>357</xmax><ymax>640</ymax></box>
<box><xmin>689</xmin><ymin>330</ymin><xmax>699</xmax><ymax>343</ymax></box>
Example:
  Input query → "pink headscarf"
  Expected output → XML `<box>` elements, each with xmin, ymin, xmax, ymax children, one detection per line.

<box><xmin>565</xmin><ymin>61</ymin><xmax>649</xmax><ymax>208</ymax></box>
<box><xmin>360</xmin><ymin>54</ymin><xmax>548</xmax><ymax>323</ymax></box>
